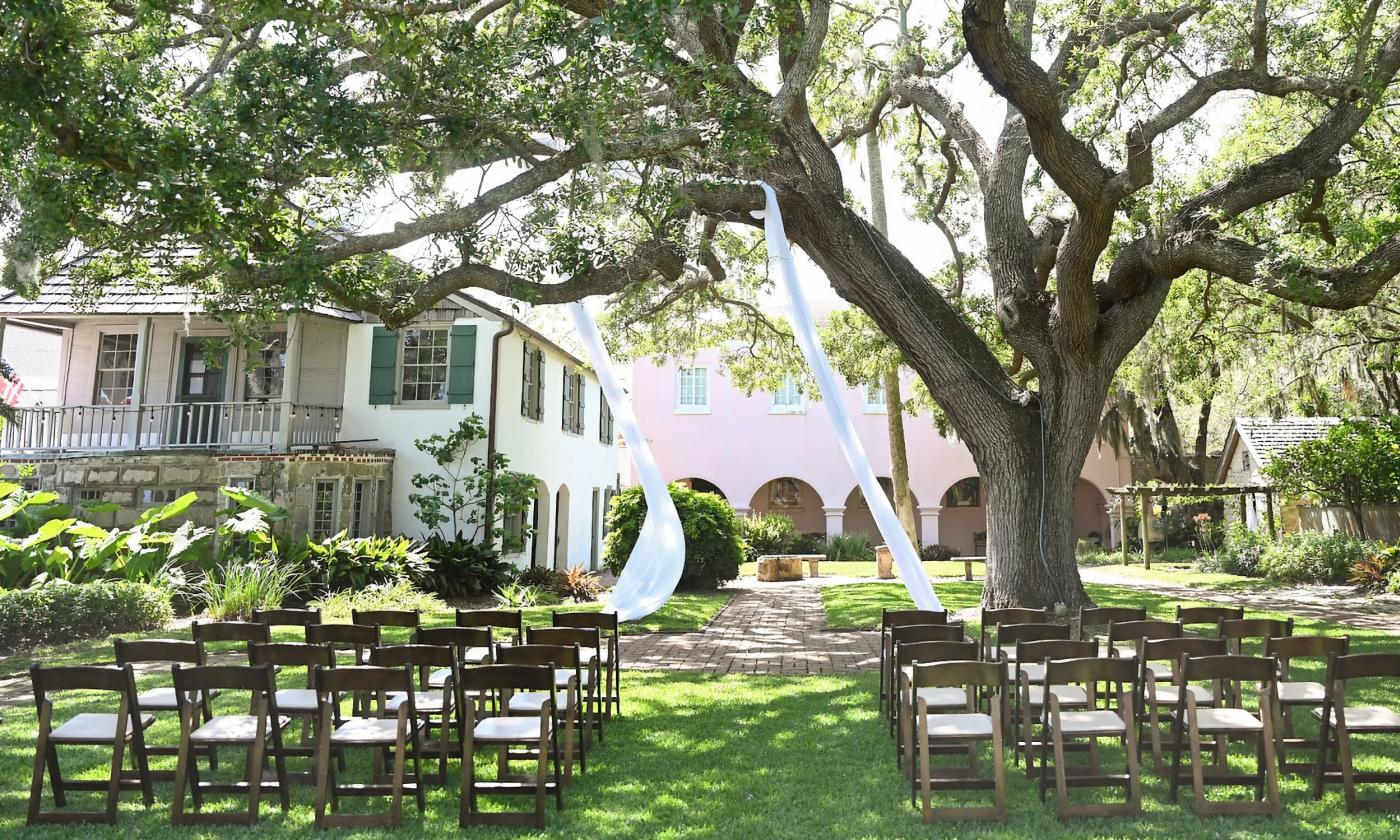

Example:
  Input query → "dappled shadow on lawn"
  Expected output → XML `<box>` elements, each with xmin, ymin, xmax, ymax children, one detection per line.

<box><xmin>823</xmin><ymin>581</ymin><xmax>984</xmax><ymax>630</ymax></box>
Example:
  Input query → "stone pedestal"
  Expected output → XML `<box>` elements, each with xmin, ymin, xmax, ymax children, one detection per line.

<box><xmin>756</xmin><ymin>555</ymin><xmax>805</xmax><ymax>582</ymax></box>
<box><xmin>875</xmin><ymin>545</ymin><xmax>896</xmax><ymax>579</ymax></box>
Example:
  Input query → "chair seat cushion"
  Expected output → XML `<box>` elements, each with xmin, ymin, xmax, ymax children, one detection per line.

<box><xmin>914</xmin><ymin>687</ymin><xmax>968</xmax><ymax>709</ymax></box>
<box><xmin>1053</xmin><ymin>710</ymin><xmax>1127</xmax><ymax>735</ymax></box>
<box><xmin>1278</xmin><ymin>681</ymin><xmax>1326</xmax><ymax>704</ymax></box>
<box><xmin>555</xmin><ymin>668</ymin><xmax>588</xmax><ymax>687</ymax></box>
<box><xmin>1194</xmin><ymin>708</ymin><xmax>1264</xmax><ymax>732</ymax></box>
<box><xmin>1012</xmin><ymin>663</ymin><xmax>1046</xmax><ymax>683</ymax></box>
<box><xmin>332</xmin><ymin>717</ymin><xmax>414</xmax><ymax>744</ymax></box>
<box><xmin>507</xmin><ymin>691</ymin><xmax>552</xmax><ymax>713</ymax></box>
<box><xmin>922</xmin><ymin>712</ymin><xmax>994</xmax><ymax>739</ymax></box>
<box><xmin>1144</xmin><ymin>661</ymin><xmax>1173</xmax><ymax>680</ymax></box>
<box><xmin>1026</xmin><ymin>684</ymin><xmax>1089</xmax><ymax>707</ymax></box>
<box><xmin>1311</xmin><ymin>705</ymin><xmax>1400</xmax><ymax>731</ymax></box>
<box><xmin>50</xmin><ymin>712</ymin><xmax>156</xmax><ymax>743</ymax></box>
<box><xmin>386</xmin><ymin>691</ymin><xmax>448</xmax><ymax>713</ymax></box>
<box><xmin>274</xmin><ymin>688</ymin><xmax>321</xmax><ymax>713</ymax></box>
<box><xmin>1148</xmin><ymin>684</ymin><xmax>1214</xmax><ymax>705</ymax></box>
<box><xmin>473</xmin><ymin>716</ymin><xmax>551</xmax><ymax>742</ymax></box>
<box><xmin>192</xmin><ymin>714</ymin><xmax>290</xmax><ymax>743</ymax></box>
<box><xmin>137</xmin><ymin>686</ymin><xmax>220</xmax><ymax>710</ymax></box>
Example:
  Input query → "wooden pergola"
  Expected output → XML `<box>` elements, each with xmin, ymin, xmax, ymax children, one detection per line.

<box><xmin>1106</xmin><ymin>483</ymin><xmax>1278</xmax><ymax>569</ymax></box>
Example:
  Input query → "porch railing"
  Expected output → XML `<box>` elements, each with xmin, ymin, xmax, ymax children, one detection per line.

<box><xmin>0</xmin><ymin>402</ymin><xmax>343</xmax><ymax>454</ymax></box>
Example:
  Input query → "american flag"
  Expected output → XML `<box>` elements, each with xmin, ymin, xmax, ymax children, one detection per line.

<box><xmin>0</xmin><ymin>358</ymin><xmax>23</xmax><ymax>406</ymax></box>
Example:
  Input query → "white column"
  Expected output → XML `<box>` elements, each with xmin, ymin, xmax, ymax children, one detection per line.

<box><xmin>822</xmin><ymin>506</ymin><xmax>845</xmax><ymax>538</ymax></box>
<box><xmin>1107</xmin><ymin>503</ymin><xmax>1121</xmax><ymax>549</ymax></box>
<box><xmin>917</xmin><ymin>504</ymin><xmax>942</xmax><ymax>546</ymax></box>
<box><xmin>277</xmin><ymin>312</ymin><xmax>303</xmax><ymax>449</ymax></box>
<box><xmin>130</xmin><ymin>316</ymin><xmax>153</xmax><ymax>449</ymax></box>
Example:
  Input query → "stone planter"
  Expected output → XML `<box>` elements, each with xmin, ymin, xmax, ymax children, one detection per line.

<box><xmin>876</xmin><ymin>545</ymin><xmax>896</xmax><ymax>579</ymax></box>
<box><xmin>756</xmin><ymin>555</ymin><xmax>806</xmax><ymax>582</ymax></box>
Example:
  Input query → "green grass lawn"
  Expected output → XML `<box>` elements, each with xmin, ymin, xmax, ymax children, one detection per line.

<box><xmin>1085</xmin><ymin>561</ymin><xmax>1284</xmax><ymax>591</ymax></box>
<box><xmin>5</xmin><ymin>661</ymin><xmax>1399</xmax><ymax>837</ymax></box>
<box><xmin>0</xmin><ymin>592</ymin><xmax>732</xmax><ymax>677</ymax></box>
<box><xmin>738</xmin><ymin>559</ymin><xmax>984</xmax><ymax>579</ymax></box>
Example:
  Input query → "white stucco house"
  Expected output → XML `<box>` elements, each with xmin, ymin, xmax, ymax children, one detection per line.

<box><xmin>0</xmin><ymin>264</ymin><xmax>619</xmax><ymax>571</ymax></box>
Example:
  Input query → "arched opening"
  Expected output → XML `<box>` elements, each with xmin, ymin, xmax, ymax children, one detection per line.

<box><xmin>553</xmin><ymin>485</ymin><xmax>572</xmax><ymax>570</ymax></box>
<box><xmin>843</xmin><ymin>479</ymin><xmax>920</xmax><ymax>543</ymax></box>
<box><xmin>675</xmin><ymin>477</ymin><xmax>727</xmax><ymax>500</ymax></box>
<box><xmin>529</xmin><ymin>479</ymin><xmax>552</xmax><ymax>568</ymax></box>
<box><xmin>747</xmin><ymin>477</ymin><xmax>825</xmax><ymax>534</ymax></box>
<box><xmin>1072</xmin><ymin>478</ymin><xmax>1111</xmax><ymax>548</ymax></box>
<box><xmin>939</xmin><ymin>477</ymin><xmax>986</xmax><ymax>555</ymax></box>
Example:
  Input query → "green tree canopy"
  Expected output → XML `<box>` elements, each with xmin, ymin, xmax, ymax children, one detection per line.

<box><xmin>1263</xmin><ymin>417</ymin><xmax>1400</xmax><ymax>539</ymax></box>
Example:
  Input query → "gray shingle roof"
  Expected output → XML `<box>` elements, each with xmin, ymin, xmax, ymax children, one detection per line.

<box><xmin>1215</xmin><ymin>416</ymin><xmax>1342</xmax><ymax>482</ymax></box>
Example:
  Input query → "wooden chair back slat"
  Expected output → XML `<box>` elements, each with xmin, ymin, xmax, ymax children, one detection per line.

<box><xmin>306</xmin><ymin>623</ymin><xmax>381</xmax><ymax>647</ymax></box>
<box><xmin>528</xmin><ymin>626</ymin><xmax>602</xmax><ymax>650</ymax></box>
<box><xmin>460</xmin><ymin>663</ymin><xmax>555</xmax><ymax>692</ymax></box>
<box><xmin>882</xmin><ymin>608</ymin><xmax>949</xmax><ymax>628</ymax></box>
<box><xmin>315</xmin><ymin>664</ymin><xmax>412</xmax><ymax>694</ymax></box>
<box><xmin>1106</xmin><ymin>619</ymin><xmax>1182</xmax><ymax>646</ymax></box>
<box><xmin>553</xmin><ymin>611</ymin><xmax>619</xmax><ymax>633</ymax></box>
<box><xmin>998</xmin><ymin>622</ymin><xmax>1071</xmax><ymax>646</ymax></box>
<box><xmin>1175</xmin><ymin>605</ymin><xmax>1244</xmax><ymax>628</ymax></box>
<box><xmin>896</xmin><ymin>640</ymin><xmax>978</xmax><ymax>668</ymax></box>
<box><xmin>250</xmin><ymin>642</ymin><xmax>334</xmax><ymax>668</ymax></box>
<box><xmin>192</xmin><ymin>620</ymin><xmax>270</xmax><ymax>644</ymax></box>
<box><xmin>370</xmin><ymin>644</ymin><xmax>456</xmax><ymax>669</ymax></box>
<box><xmin>253</xmin><ymin>607</ymin><xmax>321</xmax><ymax>628</ymax></box>
<box><xmin>456</xmin><ymin>608</ymin><xmax>523</xmax><ymax>640</ymax></box>
<box><xmin>1331</xmin><ymin>651</ymin><xmax>1400</xmax><ymax>681</ymax></box>
<box><xmin>890</xmin><ymin>623</ymin><xmax>965</xmax><ymax>646</ymax></box>
<box><xmin>114</xmin><ymin>638</ymin><xmax>203</xmax><ymax>665</ymax></box>
<box><xmin>1181</xmin><ymin>654</ymin><xmax>1277</xmax><ymax>683</ymax></box>
<box><xmin>496</xmin><ymin>643</ymin><xmax>583</xmax><ymax>669</ymax></box>
<box><xmin>30</xmin><ymin>663</ymin><xmax>135</xmax><ymax>694</ymax></box>
<box><xmin>910</xmin><ymin>660</ymin><xmax>1005</xmax><ymax>690</ymax></box>
<box><xmin>351</xmin><ymin>609</ymin><xmax>420</xmax><ymax>628</ymax></box>
<box><xmin>415</xmin><ymin>626</ymin><xmax>493</xmax><ymax>648</ymax></box>
<box><xmin>1015</xmin><ymin>639</ymin><xmax>1097</xmax><ymax>664</ymax></box>
<box><xmin>172</xmin><ymin>663</ymin><xmax>277</xmax><ymax>693</ymax></box>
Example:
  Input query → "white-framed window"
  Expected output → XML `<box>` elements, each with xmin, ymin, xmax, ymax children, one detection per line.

<box><xmin>675</xmin><ymin>367</ymin><xmax>710</xmax><ymax>413</ymax></box>
<box><xmin>310</xmin><ymin>478</ymin><xmax>340</xmax><ymax>539</ymax></box>
<box><xmin>769</xmin><ymin>375</ymin><xmax>805</xmax><ymax>414</ymax></box>
<box><xmin>141</xmin><ymin>488</ymin><xmax>177</xmax><ymax>506</ymax></box>
<box><xmin>244</xmin><ymin>332</ymin><xmax>286</xmax><ymax>401</ymax></box>
<box><xmin>398</xmin><ymin>327</ymin><xmax>449</xmax><ymax>403</ymax></box>
<box><xmin>864</xmin><ymin>382</ymin><xmax>886</xmax><ymax>412</ymax></box>
<box><xmin>94</xmin><ymin>333</ymin><xmax>138</xmax><ymax>405</ymax></box>
<box><xmin>351</xmin><ymin>478</ymin><xmax>376</xmax><ymax>538</ymax></box>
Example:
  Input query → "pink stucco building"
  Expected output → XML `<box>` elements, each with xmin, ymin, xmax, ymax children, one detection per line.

<box><xmin>630</xmin><ymin>350</ymin><xmax>1130</xmax><ymax>554</ymax></box>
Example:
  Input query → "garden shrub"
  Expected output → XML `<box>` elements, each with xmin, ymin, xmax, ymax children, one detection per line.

<box><xmin>604</xmin><ymin>484</ymin><xmax>743</xmax><ymax>589</ymax></box>
<box><xmin>421</xmin><ymin>534</ymin><xmax>515</xmax><ymax>599</ymax></box>
<box><xmin>790</xmin><ymin>532</ymin><xmax>827</xmax><ymax>555</ymax></box>
<box><xmin>559</xmin><ymin>567</ymin><xmax>603</xmax><ymax>602</ymax></box>
<box><xmin>0</xmin><ymin>581</ymin><xmax>172</xmax><ymax>650</ymax></box>
<box><xmin>196</xmin><ymin>559</ymin><xmax>306</xmax><ymax>620</ymax></box>
<box><xmin>1257</xmin><ymin>531</ymin><xmax>1372</xmax><ymax>584</ymax></box>
<box><xmin>737</xmin><ymin>512</ymin><xmax>797</xmax><ymax>562</ymax></box>
<box><xmin>290</xmin><ymin>533</ymin><xmax>430</xmax><ymax>591</ymax></box>
<box><xmin>1198</xmin><ymin>524</ymin><xmax>1268</xmax><ymax>577</ymax></box>
<box><xmin>517</xmin><ymin>565</ymin><xmax>564</xmax><ymax>590</ymax></box>
<box><xmin>1351</xmin><ymin>544</ymin><xmax>1400</xmax><ymax>593</ymax></box>
<box><xmin>826</xmin><ymin>533</ymin><xmax>874</xmax><ymax>563</ymax></box>
<box><xmin>311</xmin><ymin>580</ymin><xmax>446</xmax><ymax>623</ymax></box>
<box><xmin>920</xmin><ymin>543</ymin><xmax>959</xmax><ymax>563</ymax></box>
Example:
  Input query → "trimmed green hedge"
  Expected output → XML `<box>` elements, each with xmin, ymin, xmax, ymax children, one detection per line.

<box><xmin>603</xmin><ymin>484</ymin><xmax>743</xmax><ymax>590</ymax></box>
<box><xmin>0</xmin><ymin>582</ymin><xmax>173</xmax><ymax>650</ymax></box>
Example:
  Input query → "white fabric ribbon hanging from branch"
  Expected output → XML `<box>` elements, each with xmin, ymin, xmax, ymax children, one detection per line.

<box><xmin>567</xmin><ymin>301</ymin><xmax>685</xmax><ymax>621</ymax></box>
<box><xmin>755</xmin><ymin>182</ymin><xmax>943</xmax><ymax>611</ymax></box>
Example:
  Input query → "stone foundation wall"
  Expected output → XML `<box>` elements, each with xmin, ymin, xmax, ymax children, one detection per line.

<box><xmin>2</xmin><ymin>449</ymin><xmax>395</xmax><ymax>535</ymax></box>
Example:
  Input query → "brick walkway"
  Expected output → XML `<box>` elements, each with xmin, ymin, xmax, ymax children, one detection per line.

<box><xmin>620</xmin><ymin>579</ymin><xmax>880</xmax><ymax>676</ymax></box>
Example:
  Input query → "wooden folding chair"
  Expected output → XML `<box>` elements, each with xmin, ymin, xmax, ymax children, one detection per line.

<box><xmin>114</xmin><ymin>638</ymin><xmax>217</xmax><ymax>774</ymax></box>
<box><xmin>1265</xmin><ymin>634</ymin><xmax>1348</xmax><ymax>775</ymax></box>
<box><xmin>352</xmin><ymin>609</ymin><xmax>421</xmax><ymax>644</ymax></box>
<box><xmin>1138</xmin><ymin>636</ymin><xmax>1226</xmax><ymax>773</ymax></box>
<box><xmin>1175</xmin><ymin>605</ymin><xmax>1244</xmax><ymax>635</ymax></box>
<box><xmin>1012</xmin><ymin>639</ymin><xmax>1096</xmax><ymax>774</ymax></box>
<box><xmin>554</xmin><ymin>611</ymin><xmax>622</xmax><ymax>719</ymax></box>
<box><xmin>457</xmin><ymin>608</ymin><xmax>524</xmax><ymax>645</ymax></box>
<box><xmin>459</xmin><ymin>663</ymin><xmax>563</xmax><ymax>828</ymax></box>
<box><xmin>880</xmin><ymin>609</ymin><xmax>949</xmax><ymax>715</ymax></box>
<box><xmin>27</xmin><ymin>664</ymin><xmax>154</xmax><ymax>825</ymax></box>
<box><xmin>417</xmin><ymin>625</ymin><xmax>495</xmax><ymax>676</ymax></box>
<box><xmin>306</xmin><ymin>623</ymin><xmax>381</xmax><ymax>714</ymax></box>
<box><xmin>1219</xmin><ymin>618</ymin><xmax>1292</xmax><ymax>706</ymax></box>
<box><xmin>249</xmin><ymin>642</ymin><xmax>337</xmax><ymax>777</ymax></box>
<box><xmin>1038</xmin><ymin>656</ymin><xmax>1141</xmax><ymax>819</ymax></box>
<box><xmin>527</xmin><ymin>626</ymin><xmax>604</xmax><ymax>742</ymax></box>
<box><xmin>1168</xmin><ymin>654</ymin><xmax>1280</xmax><ymax>816</ymax></box>
<box><xmin>1312</xmin><ymin>652</ymin><xmax>1400</xmax><ymax>811</ymax></box>
<box><xmin>191</xmin><ymin>620</ymin><xmax>270</xmax><ymax>661</ymax></box>
<box><xmin>170</xmin><ymin>663</ymin><xmax>290</xmax><ymax>825</ymax></box>
<box><xmin>908</xmin><ymin>660</ymin><xmax>1007</xmax><ymax>823</ymax></box>
<box><xmin>1105</xmin><ymin>619</ymin><xmax>1183</xmax><ymax>680</ymax></box>
<box><xmin>1077</xmin><ymin>606</ymin><xmax>1146</xmax><ymax>643</ymax></box>
<box><xmin>978</xmin><ymin>607</ymin><xmax>1051</xmax><ymax>661</ymax></box>
<box><xmin>496</xmin><ymin>643</ymin><xmax>586</xmax><ymax>783</ymax></box>
<box><xmin>312</xmin><ymin>665</ymin><xmax>427</xmax><ymax>828</ymax></box>
<box><xmin>892</xmin><ymin>638</ymin><xmax>978</xmax><ymax>775</ymax></box>
<box><xmin>253</xmin><ymin>607</ymin><xmax>322</xmax><ymax>631</ymax></box>
<box><xmin>371</xmin><ymin>644</ymin><xmax>465</xmax><ymax>785</ymax></box>
<box><xmin>886</xmin><ymin>623</ymin><xmax>967</xmax><ymax>732</ymax></box>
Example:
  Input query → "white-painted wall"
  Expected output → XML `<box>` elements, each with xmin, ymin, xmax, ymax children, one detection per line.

<box><xmin>339</xmin><ymin>318</ymin><xmax>618</xmax><ymax>570</ymax></box>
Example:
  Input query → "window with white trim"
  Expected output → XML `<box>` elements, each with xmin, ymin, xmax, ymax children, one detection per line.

<box><xmin>244</xmin><ymin>332</ymin><xmax>286</xmax><ymax>400</ymax></box>
<box><xmin>310</xmin><ymin>479</ymin><xmax>340</xmax><ymax>539</ymax></box>
<box><xmin>94</xmin><ymin>333</ymin><xmax>138</xmax><ymax>405</ymax></box>
<box><xmin>351</xmin><ymin>478</ymin><xmax>377</xmax><ymax>538</ymax></box>
<box><xmin>769</xmin><ymin>375</ymin><xmax>804</xmax><ymax>414</ymax></box>
<box><xmin>675</xmin><ymin>367</ymin><xmax>709</xmax><ymax>413</ymax></box>
<box><xmin>398</xmin><ymin>328</ymin><xmax>449</xmax><ymax>403</ymax></box>
<box><xmin>864</xmin><ymin>382</ymin><xmax>886</xmax><ymax>412</ymax></box>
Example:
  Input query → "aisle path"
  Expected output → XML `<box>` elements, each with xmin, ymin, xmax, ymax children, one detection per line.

<box><xmin>621</xmin><ymin>577</ymin><xmax>881</xmax><ymax>676</ymax></box>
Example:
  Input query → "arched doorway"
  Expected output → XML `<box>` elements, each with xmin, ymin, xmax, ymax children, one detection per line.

<box><xmin>530</xmin><ymin>479</ymin><xmax>552</xmax><ymax>568</ymax></box>
<box><xmin>1072</xmin><ymin>478</ymin><xmax>1111</xmax><ymax>547</ymax></box>
<box><xmin>939</xmin><ymin>477</ymin><xmax>985</xmax><ymax>555</ymax></box>
<box><xmin>553</xmin><ymin>485</ymin><xmax>572</xmax><ymax>570</ymax></box>
<box><xmin>748</xmin><ymin>477</ymin><xmax>825</xmax><ymax>534</ymax></box>
<box><xmin>843</xmin><ymin>479</ymin><xmax>920</xmax><ymax>543</ymax></box>
<box><xmin>676</xmin><ymin>477</ymin><xmax>726</xmax><ymax>500</ymax></box>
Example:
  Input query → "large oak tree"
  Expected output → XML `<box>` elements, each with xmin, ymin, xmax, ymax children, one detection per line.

<box><xmin>3</xmin><ymin>0</ymin><xmax>1398</xmax><ymax>606</ymax></box>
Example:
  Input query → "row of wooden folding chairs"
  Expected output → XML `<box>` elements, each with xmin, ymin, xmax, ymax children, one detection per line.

<box><xmin>27</xmin><ymin>624</ymin><xmax>614</xmax><ymax>828</ymax></box>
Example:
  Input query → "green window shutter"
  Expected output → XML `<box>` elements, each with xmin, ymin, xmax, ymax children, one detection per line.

<box><xmin>368</xmin><ymin>326</ymin><xmax>398</xmax><ymax>405</ymax></box>
<box><xmin>533</xmin><ymin>349</ymin><xmax>545</xmax><ymax>420</ymax></box>
<box><xmin>521</xmin><ymin>342</ymin><xmax>532</xmax><ymax>418</ymax></box>
<box><xmin>446</xmin><ymin>324</ymin><xmax>477</xmax><ymax>404</ymax></box>
<box><xmin>575</xmin><ymin>374</ymin><xmax>585</xmax><ymax>434</ymax></box>
<box><xmin>561</xmin><ymin>366</ymin><xmax>572</xmax><ymax>430</ymax></box>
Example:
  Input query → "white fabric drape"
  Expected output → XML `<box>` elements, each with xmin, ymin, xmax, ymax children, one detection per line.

<box><xmin>756</xmin><ymin>183</ymin><xmax>943</xmax><ymax>611</ymax></box>
<box><xmin>567</xmin><ymin>302</ymin><xmax>685</xmax><ymax>621</ymax></box>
